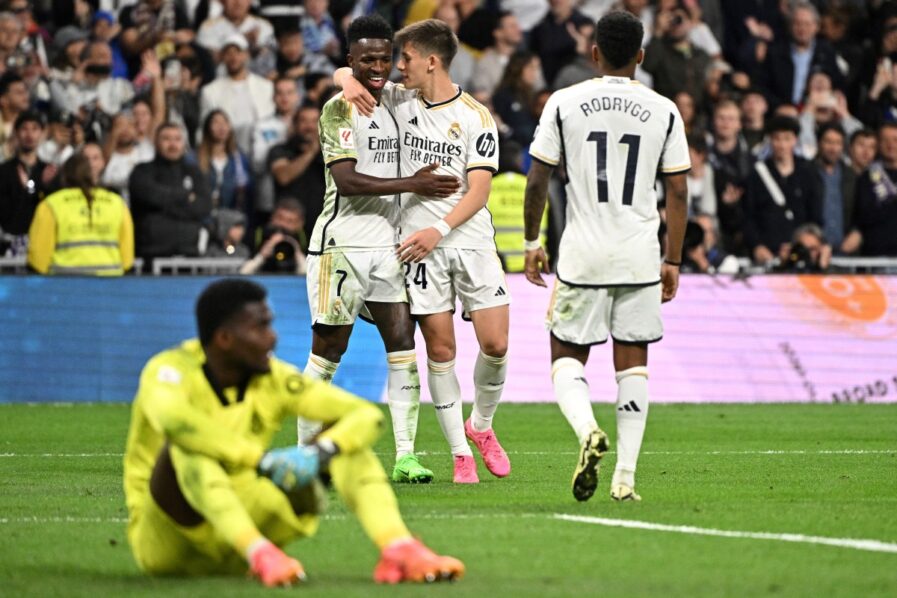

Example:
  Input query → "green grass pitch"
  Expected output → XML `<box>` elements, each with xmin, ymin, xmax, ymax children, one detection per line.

<box><xmin>1</xmin><ymin>402</ymin><xmax>896</xmax><ymax>597</ymax></box>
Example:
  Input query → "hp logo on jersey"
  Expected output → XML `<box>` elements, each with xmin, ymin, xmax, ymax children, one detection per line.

<box><xmin>476</xmin><ymin>132</ymin><xmax>496</xmax><ymax>157</ymax></box>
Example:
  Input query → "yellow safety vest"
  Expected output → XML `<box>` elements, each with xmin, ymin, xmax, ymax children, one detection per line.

<box><xmin>487</xmin><ymin>171</ymin><xmax>548</xmax><ymax>273</ymax></box>
<box><xmin>45</xmin><ymin>187</ymin><xmax>129</xmax><ymax>276</ymax></box>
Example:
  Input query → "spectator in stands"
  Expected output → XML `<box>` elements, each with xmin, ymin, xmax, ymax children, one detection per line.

<box><xmin>471</xmin><ymin>11</ymin><xmax>525</xmax><ymax>101</ymax></box>
<box><xmin>47</xmin><ymin>25</ymin><xmax>88</xmax><ymax>95</ymax></box>
<box><xmin>300</xmin><ymin>0</ymin><xmax>340</xmax><ymax>62</ymax></box>
<box><xmin>819</xmin><ymin>5</ymin><xmax>865</xmax><ymax>114</ymax></box>
<box><xmin>673</xmin><ymin>91</ymin><xmax>701</xmax><ymax>135</ymax></box>
<box><xmin>552</xmin><ymin>14</ymin><xmax>600</xmax><ymax>91</ymax></box>
<box><xmin>102</xmin><ymin>112</ymin><xmax>155</xmax><ymax>201</ymax></box>
<box><xmin>687</xmin><ymin>134</ymin><xmax>717</xmax><ymax>218</ymax></box>
<box><xmin>0</xmin><ymin>111</ymin><xmax>55</xmax><ymax>243</ymax></box>
<box><xmin>0</xmin><ymin>72</ymin><xmax>29</xmax><ymax>160</ymax></box>
<box><xmin>129</xmin><ymin>123</ymin><xmax>212</xmax><ymax>263</ymax></box>
<box><xmin>842</xmin><ymin>123</ymin><xmax>897</xmax><ymax>257</ymax></box>
<box><xmin>433</xmin><ymin>2</ymin><xmax>476</xmax><ymax>92</ymax></box>
<box><xmin>755</xmin><ymin>1</ymin><xmax>844</xmax><ymax>109</ymax></box>
<box><xmin>204</xmin><ymin>207</ymin><xmax>250</xmax><ymax>258</ymax></box>
<box><xmin>37</xmin><ymin>111</ymin><xmax>76</xmax><ymax>166</ymax></box>
<box><xmin>81</xmin><ymin>141</ymin><xmax>107</xmax><ymax>186</ymax></box>
<box><xmin>267</xmin><ymin>104</ymin><xmax>323</xmax><ymax>242</ymax></box>
<box><xmin>50</xmin><ymin>40</ymin><xmax>136</xmax><ymax>136</ymax></box>
<box><xmin>304</xmin><ymin>72</ymin><xmax>334</xmax><ymax>107</ymax></box>
<box><xmin>27</xmin><ymin>152</ymin><xmax>134</xmax><ymax>276</ymax></box>
<box><xmin>456</xmin><ymin>0</ymin><xmax>498</xmax><ymax>53</ymax></box>
<box><xmin>251</xmin><ymin>76</ymin><xmax>298</xmax><ymax>221</ymax></box>
<box><xmin>813</xmin><ymin>123</ymin><xmax>855</xmax><ymax>253</ymax></box>
<box><xmin>195</xmin><ymin>109</ymin><xmax>252</xmax><ymax>212</ymax></box>
<box><xmin>708</xmin><ymin>99</ymin><xmax>752</xmax><ymax>253</ymax></box>
<box><xmin>91</xmin><ymin>10</ymin><xmax>129</xmax><ymax>80</ymax></box>
<box><xmin>682</xmin><ymin>213</ymin><xmax>739</xmax><ymax>274</ymax></box>
<box><xmin>743</xmin><ymin>115</ymin><xmax>823</xmax><ymax>265</ymax></box>
<box><xmin>740</xmin><ymin>88</ymin><xmax>768</xmax><ymax>153</ymax></box>
<box><xmin>642</xmin><ymin>2</ymin><xmax>712</xmax><ymax>112</ymax></box>
<box><xmin>240</xmin><ymin>197</ymin><xmax>307</xmax><ymax>274</ymax></box>
<box><xmin>119</xmin><ymin>0</ymin><xmax>194</xmax><ymax>74</ymax></box>
<box><xmin>798</xmin><ymin>72</ymin><xmax>861</xmax><ymax>159</ymax></box>
<box><xmin>657</xmin><ymin>0</ymin><xmax>722</xmax><ymax>59</ymax></box>
<box><xmin>848</xmin><ymin>129</ymin><xmax>877</xmax><ymax>176</ymax></box>
<box><xmin>528</xmin><ymin>0</ymin><xmax>593</xmax><ymax>87</ymax></box>
<box><xmin>200</xmin><ymin>33</ymin><xmax>274</xmax><ymax>154</ymax></box>
<box><xmin>776</xmin><ymin>223</ymin><xmax>830</xmax><ymax>272</ymax></box>
<box><xmin>268</xmin><ymin>26</ymin><xmax>334</xmax><ymax>84</ymax></box>
<box><xmin>492</xmin><ymin>51</ymin><xmax>542</xmax><ymax>147</ymax></box>
<box><xmin>197</xmin><ymin>0</ymin><xmax>275</xmax><ymax>63</ymax></box>
<box><xmin>165</xmin><ymin>56</ymin><xmax>203</xmax><ymax>147</ymax></box>
<box><xmin>863</xmin><ymin>55</ymin><xmax>897</xmax><ymax>130</ymax></box>
<box><xmin>0</xmin><ymin>10</ymin><xmax>26</xmax><ymax>76</ymax></box>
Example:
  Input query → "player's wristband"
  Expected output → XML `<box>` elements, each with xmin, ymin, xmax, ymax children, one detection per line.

<box><xmin>524</xmin><ymin>239</ymin><xmax>541</xmax><ymax>251</ymax></box>
<box><xmin>664</xmin><ymin>258</ymin><xmax>682</xmax><ymax>267</ymax></box>
<box><xmin>432</xmin><ymin>219</ymin><xmax>452</xmax><ymax>238</ymax></box>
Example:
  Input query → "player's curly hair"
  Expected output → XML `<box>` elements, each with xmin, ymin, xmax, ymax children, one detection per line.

<box><xmin>395</xmin><ymin>19</ymin><xmax>457</xmax><ymax>69</ymax></box>
<box><xmin>595</xmin><ymin>11</ymin><xmax>644</xmax><ymax>70</ymax></box>
<box><xmin>347</xmin><ymin>14</ymin><xmax>394</xmax><ymax>46</ymax></box>
<box><xmin>196</xmin><ymin>279</ymin><xmax>267</xmax><ymax>346</ymax></box>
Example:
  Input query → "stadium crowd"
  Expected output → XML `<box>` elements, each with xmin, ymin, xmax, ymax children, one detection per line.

<box><xmin>0</xmin><ymin>0</ymin><xmax>896</xmax><ymax>276</ymax></box>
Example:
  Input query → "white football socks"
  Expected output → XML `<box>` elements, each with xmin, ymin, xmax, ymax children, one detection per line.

<box><xmin>427</xmin><ymin>358</ymin><xmax>472</xmax><ymax>457</ymax></box>
<box><xmin>471</xmin><ymin>351</ymin><xmax>508</xmax><ymax>432</ymax></box>
<box><xmin>297</xmin><ymin>354</ymin><xmax>339</xmax><ymax>445</ymax></box>
<box><xmin>386</xmin><ymin>350</ymin><xmax>421</xmax><ymax>458</ymax></box>
<box><xmin>612</xmin><ymin>366</ymin><xmax>649</xmax><ymax>489</ymax></box>
<box><xmin>551</xmin><ymin>357</ymin><xmax>598</xmax><ymax>444</ymax></box>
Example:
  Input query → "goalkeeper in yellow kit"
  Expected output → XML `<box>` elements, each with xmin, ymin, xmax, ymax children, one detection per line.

<box><xmin>123</xmin><ymin>278</ymin><xmax>464</xmax><ymax>586</ymax></box>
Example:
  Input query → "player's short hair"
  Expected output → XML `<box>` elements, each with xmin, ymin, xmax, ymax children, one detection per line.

<box><xmin>274</xmin><ymin>197</ymin><xmax>305</xmax><ymax>217</ymax></box>
<box><xmin>196</xmin><ymin>279</ymin><xmax>267</xmax><ymax>346</ymax></box>
<box><xmin>594</xmin><ymin>11</ymin><xmax>643</xmax><ymax>70</ymax></box>
<box><xmin>395</xmin><ymin>19</ymin><xmax>457</xmax><ymax>69</ymax></box>
<box><xmin>347</xmin><ymin>14</ymin><xmax>393</xmax><ymax>46</ymax></box>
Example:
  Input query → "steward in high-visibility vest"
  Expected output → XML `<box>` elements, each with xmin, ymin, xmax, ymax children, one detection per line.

<box><xmin>488</xmin><ymin>170</ymin><xmax>548</xmax><ymax>272</ymax></box>
<box><xmin>27</xmin><ymin>154</ymin><xmax>134</xmax><ymax>276</ymax></box>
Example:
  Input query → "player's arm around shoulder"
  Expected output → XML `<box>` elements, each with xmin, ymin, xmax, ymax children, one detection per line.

<box><xmin>274</xmin><ymin>361</ymin><xmax>384</xmax><ymax>454</ymax></box>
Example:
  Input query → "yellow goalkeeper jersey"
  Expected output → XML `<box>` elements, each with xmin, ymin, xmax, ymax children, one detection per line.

<box><xmin>123</xmin><ymin>339</ymin><xmax>384</xmax><ymax>515</ymax></box>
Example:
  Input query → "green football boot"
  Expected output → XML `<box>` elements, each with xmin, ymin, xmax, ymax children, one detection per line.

<box><xmin>392</xmin><ymin>454</ymin><xmax>434</xmax><ymax>484</ymax></box>
<box><xmin>571</xmin><ymin>428</ymin><xmax>609</xmax><ymax>502</ymax></box>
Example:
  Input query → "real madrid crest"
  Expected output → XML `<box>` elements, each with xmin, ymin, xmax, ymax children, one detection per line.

<box><xmin>447</xmin><ymin>122</ymin><xmax>462</xmax><ymax>141</ymax></box>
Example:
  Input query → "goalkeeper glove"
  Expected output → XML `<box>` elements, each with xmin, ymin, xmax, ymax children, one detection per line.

<box><xmin>258</xmin><ymin>445</ymin><xmax>321</xmax><ymax>492</ymax></box>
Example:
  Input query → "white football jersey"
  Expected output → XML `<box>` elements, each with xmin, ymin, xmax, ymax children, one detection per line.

<box><xmin>311</xmin><ymin>93</ymin><xmax>401</xmax><ymax>254</ymax></box>
<box><xmin>381</xmin><ymin>83</ymin><xmax>499</xmax><ymax>250</ymax></box>
<box><xmin>530</xmin><ymin>76</ymin><xmax>690</xmax><ymax>286</ymax></box>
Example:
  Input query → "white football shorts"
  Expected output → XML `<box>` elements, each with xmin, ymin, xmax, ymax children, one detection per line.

<box><xmin>405</xmin><ymin>247</ymin><xmax>510</xmax><ymax>316</ymax></box>
<box><xmin>306</xmin><ymin>249</ymin><xmax>407</xmax><ymax>326</ymax></box>
<box><xmin>547</xmin><ymin>280</ymin><xmax>662</xmax><ymax>345</ymax></box>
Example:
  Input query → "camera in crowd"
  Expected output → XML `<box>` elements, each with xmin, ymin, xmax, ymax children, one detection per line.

<box><xmin>260</xmin><ymin>225</ymin><xmax>302</xmax><ymax>273</ymax></box>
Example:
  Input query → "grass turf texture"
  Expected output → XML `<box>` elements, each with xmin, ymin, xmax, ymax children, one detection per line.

<box><xmin>1</xmin><ymin>403</ymin><xmax>896</xmax><ymax>597</ymax></box>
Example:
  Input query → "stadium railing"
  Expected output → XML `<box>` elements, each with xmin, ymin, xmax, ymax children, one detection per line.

<box><xmin>151</xmin><ymin>256</ymin><xmax>246</xmax><ymax>276</ymax></box>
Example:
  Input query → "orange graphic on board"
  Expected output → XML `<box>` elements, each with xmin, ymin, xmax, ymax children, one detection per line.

<box><xmin>798</xmin><ymin>275</ymin><xmax>887</xmax><ymax>322</ymax></box>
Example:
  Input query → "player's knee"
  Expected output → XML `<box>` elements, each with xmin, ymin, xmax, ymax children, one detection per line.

<box><xmin>479</xmin><ymin>337</ymin><xmax>508</xmax><ymax>358</ymax></box>
<box><xmin>382</xmin><ymin>328</ymin><xmax>415</xmax><ymax>353</ymax></box>
<box><xmin>426</xmin><ymin>343</ymin><xmax>456</xmax><ymax>363</ymax></box>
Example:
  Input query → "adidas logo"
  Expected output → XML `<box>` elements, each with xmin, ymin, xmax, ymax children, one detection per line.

<box><xmin>434</xmin><ymin>401</ymin><xmax>455</xmax><ymax>410</ymax></box>
<box><xmin>369</xmin><ymin>121</ymin><xmax>379</xmax><ymax>129</ymax></box>
<box><xmin>408</xmin><ymin>116</ymin><xmax>418</xmax><ymax>126</ymax></box>
<box><xmin>618</xmin><ymin>401</ymin><xmax>641</xmax><ymax>412</ymax></box>
<box><xmin>494</xmin><ymin>286</ymin><xmax>506</xmax><ymax>297</ymax></box>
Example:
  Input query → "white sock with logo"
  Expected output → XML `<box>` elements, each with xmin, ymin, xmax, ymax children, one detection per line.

<box><xmin>428</xmin><ymin>359</ymin><xmax>472</xmax><ymax>457</ymax></box>
<box><xmin>612</xmin><ymin>366</ymin><xmax>649</xmax><ymax>488</ymax></box>
<box><xmin>297</xmin><ymin>354</ymin><xmax>339</xmax><ymax>445</ymax></box>
<box><xmin>551</xmin><ymin>357</ymin><xmax>599</xmax><ymax>444</ymax></box>
<box><xmin>386</xmin><ymin>350</ymin><xmax>421</xmax><ymax>458</ymax></box>
<box><xmin>471</xmin><ymin>351</ymin><xmax>508</xmax><ymax>432</ymax></box>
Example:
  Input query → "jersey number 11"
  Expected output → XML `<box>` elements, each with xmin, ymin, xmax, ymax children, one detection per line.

<box><xmin>587</xmin><ymin>131</ymin><xmax>641</xmax><ymax>206</ymax></box>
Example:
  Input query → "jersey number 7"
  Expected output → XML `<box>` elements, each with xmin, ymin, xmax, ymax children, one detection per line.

<box><xmin>587</xmin><ymin>131</ymin><xmax>641</xmax><ymax>206</ymax></box>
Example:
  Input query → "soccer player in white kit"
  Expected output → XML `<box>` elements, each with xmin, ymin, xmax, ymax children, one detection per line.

<box><xmin>524</xmin><ymin>11</ymin><xmax>690</xmax><ymax>502</ymax></box>
<box><xmin>301</xmin><ymin>15</ymin><xmax>461</xmax><ymax>484</ymax></box>
<box><xmin>337</xmin><ymin>19</ymin><xmax>512</xmax><ymax>484</ymax></box>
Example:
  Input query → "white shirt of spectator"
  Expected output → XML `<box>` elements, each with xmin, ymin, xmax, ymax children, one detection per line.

<box><xmin>196</xmin><ymin>14</ymin><xmax>275</xmax><ymax>53</ymax></box>
<box><xmin>380</xmin><ymin>82</ymin><xmax>500</xmax><ymax>250</ymax></box>
<box><xmin>529</xmin><ymin>76</ymin><xmax>691</xmax><ymax>286</ymax></box>
<box><xmin>200</xmin><ymin>74</ymin><xmax>275</xmax><ymax>154</ymax></box>
<box><xmin>103</xmin><ymin>141</ymin><xmax>155</xmax><ymax>202</ymax></box>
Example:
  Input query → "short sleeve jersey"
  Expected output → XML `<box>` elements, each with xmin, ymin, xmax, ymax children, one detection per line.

<box><xmin>530</xmin><ymin>77</ymin><xmax>690</xmax><ymax>286</ymax></box>
<box><xmin>381</xmin><ymin>83</ymin><xmax>499</xmax><ymax>250</ymax></box>
<box><xmin>311</xmin><ymin>93</ymin><xmax>401</xmax><ymax>253</ymax></box>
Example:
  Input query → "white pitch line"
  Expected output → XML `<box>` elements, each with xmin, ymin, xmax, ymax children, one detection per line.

<box><xmin>0</xmin><ymin>512</ymin><xmax>540</xmax><ymax>525</ymax></box>
<box><xmin>554</xmin><ymin>514</ymin><xmax>897</xmax><ymax>555</ymax></box>
<box><xmin>1</xmin><ymin>449</ymin><xmax>894</xmax><ymax>459</ymax></box>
